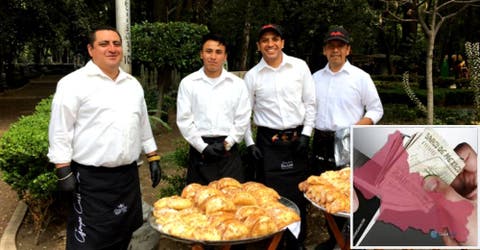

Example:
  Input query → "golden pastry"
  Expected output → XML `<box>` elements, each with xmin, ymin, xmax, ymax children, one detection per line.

<box><xmin>153</xmin><ymin>195</ymin><xmax>193</xmax><ymax>210</ymax></box>
<box><xmin>219</xmin><ymin>218</ymin><xmax>249</xmax><ymax>240</ymax></box>
<box><xmin>194</xmin><ymin>186</ymin><xmax>223</xmax><ymax>206</ymax></box>
<box><xmin>299</xmin><ymin>167</ymin><xmax>351</xmax><ymax>214</ymax></box>
<box><xmin>203</xmin><ymin>195</ymin><xmax>236</xmax><ymax>215</ymax></box>
<box><xmin>152</xmin><ymin>178</ymin><xmax>301</xmax><ymax>241</ymax></box>
<box><xmin>181</xmin><ymin>183</ymin><xmax>203</xmax><ymax>201</ymax></box>
<box><xmin>249</xmin><ymin>215</ymin><xmax>278</xmax><ymax>237</ymax></box>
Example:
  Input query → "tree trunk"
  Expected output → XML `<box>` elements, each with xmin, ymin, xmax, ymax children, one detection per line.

<box><xmin>239</xmin><ymin>0</ymin><xmax>252</xmax><ymax>71</ymax></box>
<box><xmin>425</xmin><ymin>3</ymin><xmax>438</xmax><ymax>125</ymax></box>
<box><xmin>155</xmin><ymin>67</ymin><xmax>173</xmax><ymax>118</ymax></box>
<box><xmin>426</xmin><ymin>34</ymin><xmax>435</xmax><ymax>124</ymax></box>
<box><xmin>152</xmin><ymin>0</ymin><xmax>167</xmax><ymax>22</ymax></box>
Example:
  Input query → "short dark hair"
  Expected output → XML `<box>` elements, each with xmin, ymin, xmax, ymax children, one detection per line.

<box><xmin>200</xmin><ymin>33</ymin><xmax>228</xmax><ymax>54</ymax></box>
<box><xmin>88</xmin><ymin>26</ymin><xmax>122</xmax><ymax>46</ymax></box>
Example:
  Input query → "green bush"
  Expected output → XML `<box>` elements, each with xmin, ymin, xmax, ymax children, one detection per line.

<box><xmin>380</xmin><ymin>104</ymin><xmax>425</xmax><ymax>124</ymax></box>
<box><xmin>0</xmin><ymin>96</ymin><xmax>56</xmax><ymax>239</ymax></box>
<box><xmin>435</xmin><ymin>107</ymin><xmax>476</xmax><ymax>125</ymax></box>
<box><xmin>0</xmin><ymin>110</ymin><xmax>55</xmax><ymax>200</ymax></box>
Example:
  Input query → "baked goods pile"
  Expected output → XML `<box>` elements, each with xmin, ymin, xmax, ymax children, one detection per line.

<box><xmin>152</xmin><ymin>177</ymin><xmax>300</xmax><ymax>241</ymax></box>
<box><xmin>298</xmin><ymin>167</ymin><xmax>350</xmax><ymax>214</ymax></box>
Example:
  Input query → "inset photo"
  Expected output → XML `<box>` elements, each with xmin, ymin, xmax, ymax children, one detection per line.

<box><xmin>351</xmin><ymin>125</ymin><xmax>478</xmax><ymax>248</ymax></box>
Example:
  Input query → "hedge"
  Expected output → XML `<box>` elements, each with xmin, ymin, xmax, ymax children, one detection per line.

<box><xmin>378</xmin><ymin>87</ymin><xmax>474</xmax><ymax>106</ymax></box>
<box><xmin>0</xmin><ymin>95</ymin><xmax>56</xmax><ymax>243</ymax></box>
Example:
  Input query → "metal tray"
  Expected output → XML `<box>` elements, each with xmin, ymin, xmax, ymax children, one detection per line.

<box><xmin>149</xmin><ymin>196</ymin><xmax>299</xmax><ymax>246</ymax></box>
<box><xmin>304</xmin><ymin>193</ymin><xmax>350</xmax><ymax>218</ymax></box>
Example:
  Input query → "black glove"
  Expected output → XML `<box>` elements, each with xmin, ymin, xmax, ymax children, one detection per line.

<box><xmin>296</xmin><ymin>135</ymin><xmax>310</xmax><ymax>155</ymax></box>
<box><xmin>148</xmin><ymin>157</ymin><xmax>161</xmax><ymax>188</ymax></box>
<box><xmin>202</xmin><ymin>142</ymin><xmax>225</xmax><ymax>158</ymax></box>
<box><xmin>247</xmin><ymin>145</ymin><xmax>263</xmax><ymax>160</ymax></box>
<box><xmin>56</xmin><ymin>166</ymin><xmax>76</xmax><ymax>192</ymax></box>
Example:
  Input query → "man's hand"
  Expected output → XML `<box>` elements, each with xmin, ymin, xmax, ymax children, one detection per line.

<box><xmin>202</xmin><ymin>142</ymin><xmax>225</xmax><ymax>158</ymax></box>
<box><xmin>147</xmin><ymin>155</ymin><xmax>161</xmax><ymax>188</ymax></box>
<box><xmin>56</xmin><ymin>166</ymin><xmax>76</xmax><ymax>192</ymax></box>
<box><xmin>247</xmin><ymin>145</ymin><xmax>263</xmax><ymax>160</ymax></box>
<box><xmin>422</xmin><ymin>142</ymin><xmax>477</xmax><ymax>246</ymax></box>
<box><xmin>296</xmin><ymin>135</ymin><xmax>310</xmax><ymax>155</ymax></box>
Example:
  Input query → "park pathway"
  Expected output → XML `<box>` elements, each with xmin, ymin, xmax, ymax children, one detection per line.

<box><xmin>0</xmin><ymin>75</ymin><xmax>60</xmax><ymax>134</ymax></box>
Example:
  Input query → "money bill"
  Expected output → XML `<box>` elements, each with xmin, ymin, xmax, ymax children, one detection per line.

<box><xmin>405</xmin><ymin>128</ymin><xmax>465</xmax><ymax>184</ymax></box>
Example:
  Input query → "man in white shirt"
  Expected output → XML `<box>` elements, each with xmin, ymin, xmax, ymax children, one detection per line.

<box><xmin>312</xmin><ymin>25</ymin><xmax>383</xmax><ymax>172</ymax></box>
<box><xmin>48</xmin><ymin>26</ymin><xmax>161</xmax><ymax>249</ymax></box>
<box><xmin>312</xmin><ymin>25</ymin><xmax>383</xmax><ymax>250</ymax></box>
<box><xmin>176</xmin><ymin>33</ymin><xmax>251</xmax><ymax>185</ymax></box>
<box><xmin>244</xmin><ymin>24</ymin><xmax>316</xmax><ymax>250</ymax></box>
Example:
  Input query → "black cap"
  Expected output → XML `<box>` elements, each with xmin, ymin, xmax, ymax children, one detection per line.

<box><xmin>258</xmin><ymin>24</ymin><xmax>283</xmax><ymax>40</ymax></box>
<box><xmin>324</xmin><ymin>26</ymin><xmax>350</xmax><ymax>44</ymax></box>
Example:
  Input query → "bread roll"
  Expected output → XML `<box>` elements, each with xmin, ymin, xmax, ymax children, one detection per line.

<box><xmin>231</xmin><ymin>191</ymin><xmax>257</xmax><ymax>206</ymax></box>
<box><xmin>216</xmin><ymin>177</ymin><xmax>242</xmax><ymax>189</ymax></box>
<box><xmin>153</xmin><ymin>195</ymin><xmax>193</xmax><ymax>210</ymax></box>
<box><xmin>249</xmin><ymin>215</ymin><xmax>278</xmax><ymax>237</ymax></box>
<box><xmin>219</xmin><ymin>219</ymin><xmax>249</xmax><ymax>240</ymax></box>
<box><xmin>203</xmin><ymin>195</ymin><xmax>236</xmax><ymax>215</ymax></box>
<box><xmin>235</xmin><ymin>205</ymin><xmax>264</xmax><ymax>221</ymax></box>
<box><xmin>265</xmin><ymin>206</ymin><xmax>300</xmax><ymax>229</ymax></box>
<box><xmin>192</xmin><ymin>227</ymin><xmax>222</xmax><ymax>241</ymax></box>
<box><xmin>153</xmin><ymin>207</ymin><xmax>179</xmax><ymax>225</ymax></box>
<box><xmin>162</xmin><ymin>220</ymin><xmax>194</xmax><ymax>239</ymax></box>
<box><xmin>181</xmin><ymin>183</ymin><xmax>203</xmax><ymax>200</ymax></box>
<box><xmin>194</xmin><ymin>187</ymin><xmax>223</xmax><ymax>206</ymax></box>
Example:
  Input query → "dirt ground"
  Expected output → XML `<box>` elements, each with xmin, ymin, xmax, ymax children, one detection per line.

<box><xmin>0</xmin><ymin>76</ymin><xmax>330</xmax><ymax>250</ymax></box>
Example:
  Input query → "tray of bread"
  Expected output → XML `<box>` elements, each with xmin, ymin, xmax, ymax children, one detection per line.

<box><xmin>149</xmin><ymin>177</ymin><xmax>300</xmax><ymax>245</ymax></box>
<box><xmin>299</xmin><ymin>167</ymin><xmax>350</xmax><ymax>218</ymax></box>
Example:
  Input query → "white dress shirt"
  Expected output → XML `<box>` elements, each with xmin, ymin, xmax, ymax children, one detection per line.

<box><xmin>244</xmin><ymin>53</ymin><xmax>316</xmax><ymax>146</ymax></box>
<box><xmin>176</xmin><ymin>68</ymin><xmax>251</xmax><ymax>153</ymax></box>
<box><xmin>313</xmin><ymin>60</ymin><xmax>383</xmax><ymax>131</ymax></box>
<box><xmin>47</xmin><ymin>60</ymin><xmax>157</xmax><ymax>167</ymax></box>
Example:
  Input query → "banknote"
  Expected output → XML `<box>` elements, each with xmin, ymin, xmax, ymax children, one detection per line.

<box><xmin>405</xmin><ymin>128</ymin><xmax>465</xmax><ymax>184</ymax></box>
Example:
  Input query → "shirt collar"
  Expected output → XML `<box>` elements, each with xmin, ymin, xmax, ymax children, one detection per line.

<box><xmin>325</xmin><ymin>60</ymin><xmax>353</xmax><ymax>75</ymax></box>
<box><xmin>84</xmin><ymin>60</ymin><xmax>132</xmax><ymax>82</ymax></box>
<box><xmin>193</xmin><ymin>67</ymin><xmax>234</xmax><ymax>83</ymax></box>
<box><xmin>257</xmin><ymin>52</ymin><xmax>293</xmax><ymax>72</ymax></box>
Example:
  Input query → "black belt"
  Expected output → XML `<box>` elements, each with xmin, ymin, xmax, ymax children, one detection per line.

<box><xmin>201</xmin><ymin>135</ymin><xmax>227</xmax><ymax>144</ymax></box>
<box><xmin>71</xmin><ymin>161</ymin><xmax>136</xmax><ymax>173</ymax></box>
<box><xmin>257</xmin><ymin>126</ymin><xmax>303</xmax><ymax>142</ymax></box>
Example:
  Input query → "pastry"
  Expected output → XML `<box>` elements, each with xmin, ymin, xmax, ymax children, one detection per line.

<box><xmin>299</xmin><ymin>167</ymin><xmax>351</xmax><ymax>214</ymax></box>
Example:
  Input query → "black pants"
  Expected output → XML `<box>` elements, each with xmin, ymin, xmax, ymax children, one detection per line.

<box><xmin>187</xmin><ymin>136</ymin><xmax>244</xmax><ymax>185</ymax></box>
<box><xmin>67</xmin><ymin>162</ymin><xmax>143</xmax><ymax>250</ymax></box>
<box><xmin>311</xmin><ymin>129</ymin><xmax>336</xmax><ymax>175</ymax></box>
<box><xmin>255</xmin><ymin>126</ymin><xmax>308</xmax><ymax>248</ymax></box>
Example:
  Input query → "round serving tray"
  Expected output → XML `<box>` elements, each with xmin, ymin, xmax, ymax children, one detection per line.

<box><xmin>149</xmin><ymin>196</ymin><xmax>299</xmax><ymax>246</ymax></box>
<box><xmin>304</xmin><ymin>193</ymin><xmax>350</xmax><ymax>218</ymax></box>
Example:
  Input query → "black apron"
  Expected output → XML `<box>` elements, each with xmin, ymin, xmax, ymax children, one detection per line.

<box><xmin>187</xmin><ymin>136</ymin><xmax>244</xmax><ymax>185</ymax></box>
<box><xmin>67</xmin><ymin>162</ymin><xmax>143</xmax><ymax>250</ymax></box>
<box><xmin>255</xmin><ymin>126</ymin><xmax>308</xmax><ymax>243</ymax></box>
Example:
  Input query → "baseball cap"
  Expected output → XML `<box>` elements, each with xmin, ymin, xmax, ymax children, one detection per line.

<box><xmin>258</xmin><ymin>24</ymin><xmax>283</xmax><ymax>40</ymax></box>
<box><xmin>324</xmin><ymin>26</ymin><xmax>350</xmax><ymax>44</ymax></box>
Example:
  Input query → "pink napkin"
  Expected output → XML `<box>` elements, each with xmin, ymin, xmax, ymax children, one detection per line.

<box><xmin>354</xmin><ymin>131</ymin><xmax>474</xmax><ymax>243</ymax></box>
